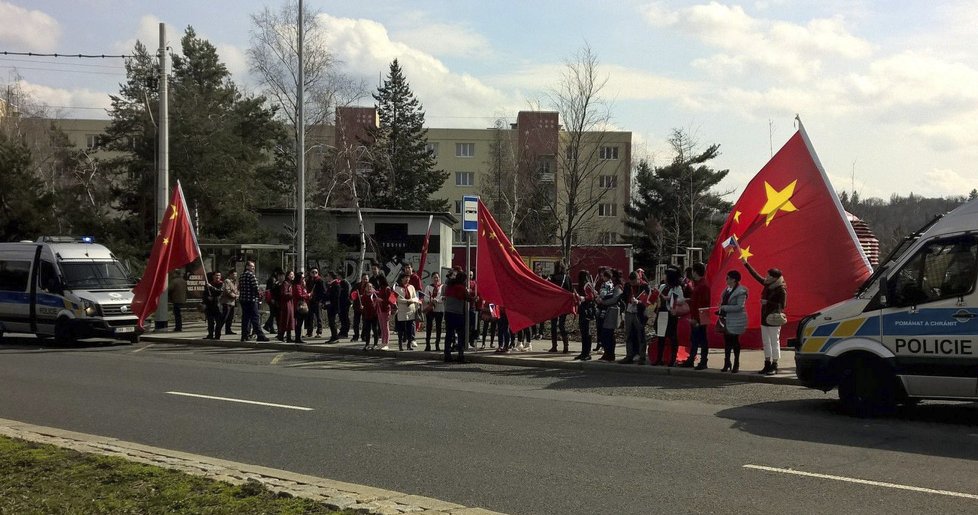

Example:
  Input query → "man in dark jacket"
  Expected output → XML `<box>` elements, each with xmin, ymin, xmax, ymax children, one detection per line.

<box><xmin>548</xmin><ymin>262</ymin><xmax>572</xmax><ymax>353</ymax></box>
<box><xmin>325</xmin><ymin>272</ymin><xmax>340</xmax><ymax>342</ymax></box>
<box><xmin>307</xmin><ymin>268</ymin><xmax>326</xmax><ymax>338</ymax></box>
<box><xmin>238</xmin><ymin>261</ymin><xmax>269</xmax><ymax>342</ymax></box>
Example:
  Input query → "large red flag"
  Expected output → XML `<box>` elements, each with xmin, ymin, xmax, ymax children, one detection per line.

<box><xmin>131</xmin><ymin>182</ymin><xmax>201</xmax><ymax>330</ymax></box>
<box><xmin>418</xmin><ymin>214</ymin><xmax>433</xmax><ymax>283</ymax></box>
<box><xmin>705</xmin><ymin>122</ymin><xmax>871</xmax><ymax>347</ymax></box>
<box><xmin>476</xmin><ymin>200</ymin><xmax>577</xmax><ymax>332</ymax></box>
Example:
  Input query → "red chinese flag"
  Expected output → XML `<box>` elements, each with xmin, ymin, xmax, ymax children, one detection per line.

<box><xmin>418</xmin><ymin>214</ymin><xmax>433</xmax><ymax>284</ymax></box>
<box><xmin>131</xmin><ymin>182</ymin><xmax>201</xmax><ymax>330</ymax></box>
<box><xmin>476</xmin><ymin>200</ymin><xmax>577</xmax><ymax>332</ymax></box>
<box><xmin>705</xmin><ymin>124</ymin><xmax>872</xmax><ymax>347</ymax></box>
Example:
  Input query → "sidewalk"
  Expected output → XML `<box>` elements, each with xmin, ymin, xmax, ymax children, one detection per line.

<box><xmin>143</xmin><ymin>323</ymin><xmax>801</xmax><ymax>386</ymax></box>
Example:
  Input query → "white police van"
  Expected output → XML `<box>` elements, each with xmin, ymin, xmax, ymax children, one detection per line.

<box><xmin>795</xmin><ymin>197</ymin><xmax>978</xmax><ymax>415</ymax></box>
<box><xmin>0</xmin><ymin>237</ymin><xmax>139</xmax><ymax>344</ymax></box>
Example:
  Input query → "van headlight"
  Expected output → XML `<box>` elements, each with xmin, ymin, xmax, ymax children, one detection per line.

<box><xmin>83</xmin><ymin>300</ymin><xmax>98</xmax><ymax>317</ymax></box>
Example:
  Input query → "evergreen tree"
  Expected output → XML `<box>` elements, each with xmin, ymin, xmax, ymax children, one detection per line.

<box><xmin>0</xmin><ymin>131</ymin><xmax>54</xmax><ymax>240</ymax></box>
<box><xmin>103</xmin><ymin>28</ymin><xmax>287</xmax><ymax>259</ymax></box>
<box><xmin>969</xmin><ymin>188</ymin><xmax>978</xmax><ymax>201</ymax></box>
<box><xmin>363</xmin><ymin>59</ymin><xmax>448</xmax><ymax>211</ymax></box>
<box><xmin>624</xmin><ymin>137</ymin><xmax>731</xmax><ymax>270</ymax></box>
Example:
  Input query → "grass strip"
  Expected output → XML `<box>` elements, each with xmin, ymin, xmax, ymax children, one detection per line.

<box><xmin>0</xmin><ymin>435</ymin><xmax>355</xmax><ymax>514</ymax></box>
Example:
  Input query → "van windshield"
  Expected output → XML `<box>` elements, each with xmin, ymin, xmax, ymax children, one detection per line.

<box><xmin>61</xmin><ymin>261</ymin><xmax>133</xmax><ymax>290</ymax></box>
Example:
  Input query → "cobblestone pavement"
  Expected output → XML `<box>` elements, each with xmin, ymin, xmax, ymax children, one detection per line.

<box><xmin>0</xmin><ymin>417</ymin><xmax>504</xmax><ymax>515</ymax></box>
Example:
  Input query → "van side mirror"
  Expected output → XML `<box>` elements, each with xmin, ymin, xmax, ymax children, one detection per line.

<box><xmin>878</xmin><ymin>276</ymin><xmax>889</xmax><ymax>307</ymax></box>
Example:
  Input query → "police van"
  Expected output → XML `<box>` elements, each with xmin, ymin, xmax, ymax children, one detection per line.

<box><xmin>0</xmin><ymin>237</ymin><xmax>139</xmax><ymax>344</ymax></box>
<box><xmin>795</xmin><ymin>197</ymin><xmax>978</xmax><ymax>415</ymax></box>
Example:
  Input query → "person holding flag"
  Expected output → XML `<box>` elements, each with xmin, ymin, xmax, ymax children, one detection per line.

<box><xmin>130</xmin><ymin>181</ymin><xmax>202</xmax><ymax>332</ymax></box>
<box><xmin>741</xmin><ymin>258</ymin><xmax>787</xmax><ymax>375</ymax></box>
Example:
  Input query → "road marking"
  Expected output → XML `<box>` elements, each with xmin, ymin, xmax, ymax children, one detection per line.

<box><xmin>744</xmin><ymin>464</ymin><xmax>978</xmax><ymax>500</ymax></box>
<box><xmin>131</xmin><ymin>344</ymin><xmax>154</xmax><ymax>353</ymax></box>
<box><xmin>165</xmin><ymin>391</ymin><xmax>313</xmax><ymax>411</ymax></box>
<box><xmin>270</xmin><ymin>353</ymin><xmax>285</xmax><ymax>365</ymax></box>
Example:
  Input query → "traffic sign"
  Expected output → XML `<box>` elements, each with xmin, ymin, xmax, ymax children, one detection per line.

<box><xmin>462</xmin><ymin>195</ymin><xmax>479</xmax><ymax>232</ymax></box>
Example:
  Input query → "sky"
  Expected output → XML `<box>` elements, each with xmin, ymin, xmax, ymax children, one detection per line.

<box><xmin>2</xmin><ymin>0</ymin><xmax>977</xmax><ymax>200</ymax></box>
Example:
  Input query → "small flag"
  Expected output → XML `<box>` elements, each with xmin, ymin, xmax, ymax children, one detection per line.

<box><xmin>721</xmin><ymin>235</ymin><xmax>739</xmax><ymax>249</ymax></box>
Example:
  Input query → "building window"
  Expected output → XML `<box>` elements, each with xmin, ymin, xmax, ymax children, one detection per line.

<box><xmin>454</xmin><ymin>200</ymin><xmax>462</xmax><ymax>214</ymax></box>
<box><xmin>598</xmin><ymin>231</ymin><xmax>618</xmax><ymax>244</ymax></box>
<box><xmin>455</xmin><ymin>172</ymin><xmax>475</xmax><ymax>187</ymax></box>
<box><xmin>426</xmin><ymin>142</ymin><xmax>439</xmax><ymax>157</ymax></box>
<box><xmin>85</xmin><ymin>134</ymin><xmax>104</xmax><ymax>150</ymax></box>
<box><xmin>599</xmin><ymin>146</ymin><xmax>619</xmax><ymax>160</ymax></box>
<box><xmin>598</xmin><ymin>203</ymin><xmax>618</xmax><ymax>217</ymax></box>
<box><xmin>456</xmin><ymin>142</ymin><xmax>475</xmax><ymax>157</ymax></box>
<box><xmin>599</xmin><ymin>175</ymin><xmax>617</xmax><ymax>188</ymax></box>
<box><xmin>565</xmin><ymin>147</ymin><xmax>578</xmax><ymax>160</ymax></box>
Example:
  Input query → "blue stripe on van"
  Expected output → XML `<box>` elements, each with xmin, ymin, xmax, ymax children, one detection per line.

<box><xmin>0</xmin><ymin>291</ymin><xmax>67</xmax><ymax>308</ymax></box>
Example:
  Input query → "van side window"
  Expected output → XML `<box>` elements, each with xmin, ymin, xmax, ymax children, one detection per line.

<box><xmin>890</xmin><ymin>236</ymin><xmax>977</xmax><ymax>307</ymax></box>
<box><xmin>38</xmin><ymin>261</ymin><xmax>60</xmax><ymax>292</ymax></box>
<box><xmin>0</xmin><ymin>260</ymin><xmax>31</xmax><ymax>292</ymax></box>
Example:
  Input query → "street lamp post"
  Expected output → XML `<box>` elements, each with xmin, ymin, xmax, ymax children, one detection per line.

<box><xmin>296</xmin><ymin>0</ymin><xmax>306</xmax><ymax>273</ymax></box>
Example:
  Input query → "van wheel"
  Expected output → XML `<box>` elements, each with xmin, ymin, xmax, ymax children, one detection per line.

<box><xmin>54</xmin><ymin>318</ymin><xmax>76</xmax><ymax>345</ymax></box>
<box><xmin>837</xmin><ymin>355</ymin><xmax>897</xmax><ymax>417</ymax></box>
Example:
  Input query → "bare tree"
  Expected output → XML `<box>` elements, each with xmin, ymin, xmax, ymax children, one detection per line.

<box><xmin>544</xmin><ymin>43</ymin><xmax>618</xmax><ymax>262</ymax></box>
<box><xmin>481</xmin><ymin>119</ymin><xmax>550</xmax><ymax>243</ymax></box>
<box><xmin>247</xmin><ymin>1</ymin><xmax>365</xmax><ymax>149</ymax></box>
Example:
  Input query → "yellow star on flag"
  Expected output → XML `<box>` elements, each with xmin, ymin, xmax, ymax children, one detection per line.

<box><xmin>488</xmin><ymin>230</ymin><xmax>497</xmax><ymax>240</ymax></box>
<box><xmin>759</xmin><ymin>180</ymin><xmax>798</xmax><ymax>225</ymax></box>
<box><xmin>733</xmin><ymin>210</ymin><xmax>742</xmax><ymax>223</ymax></box>
<box><xmin>163</xmin><ymin>237</ymin><xmax>170</xmax><ymax>245</ymax></box>
<box><xmin>739</xmin><ymin>245</ymin><xmax>753</xmax><ymax>261</ymax></box>
<box><xmin>169</xmin><ymin>203</ymin><xmax>179</xmax><ymax>220</ymax></box>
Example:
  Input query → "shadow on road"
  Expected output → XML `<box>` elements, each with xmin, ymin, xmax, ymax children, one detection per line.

<box><xmin>284</xmin><ymin>351</ymin><xmax>746</xmax><ymax>391</ymax></box>
<box><xmin>716</xmin><ymin>398</ymin><xmax>978</xmax><ymax>461</ymax></box>
<box><xmin>0</xmin><ymin>335</ymin><xmax>126</xmax><ymax>352</ymax></box>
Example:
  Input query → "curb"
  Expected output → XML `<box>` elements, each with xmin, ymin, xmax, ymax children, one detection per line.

<box><xmin>0</xmin><ymin>417</ymin><xmax>504</xmax><ymax>515</ymax></box>
<box><xmin>142</xmin><ymin>335</ymin><xmax>803</xmax><ymax>386</ymax></box>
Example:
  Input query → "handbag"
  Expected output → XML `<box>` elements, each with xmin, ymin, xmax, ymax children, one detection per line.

<box><xmin>297</xmin><ymin>300</ymin><xmax>309</xmax><ymax>316</ymax></box>
<box><xmin>697</xmin><ymin>307</ymin><xmax>711</xmax><ymax>326</ymax></box>
<box><xmin>669</xmin><ymin>300</ymin><xmax>690</xmax><ymax>317</ymax></box>
<box><xmin>766</xmin><ymin>311</ymin><xmax>788</xmax><ymax>326</ymax></box>
<box><xmin>655</xmin><ymin>311</ymin><xmax>669</xmax><ymax>337</ymax></box>
<box><xmin>714</xmin><ymin>317</ymin><xmax>727</xmax><ymax>334</ymax></box>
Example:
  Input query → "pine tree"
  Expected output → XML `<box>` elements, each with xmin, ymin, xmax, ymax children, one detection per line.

<box><xmin>364</xmin><ymin>59</ymin><xmax>448</xmax><ymax>211</ymax></box>
<box><xmin>969</xmin><ymin>188</ymin><xmax>978</xmax><ymax>201</ymax></box>
<box><xmin>623</xmin><ymin>138</ymin><xmax>731</xmax><ymax>270</ymax></box>
<box><xmin>103</xmin><ymin>28</ymin><xmax>286</xmax><ymax>259</ymax></box>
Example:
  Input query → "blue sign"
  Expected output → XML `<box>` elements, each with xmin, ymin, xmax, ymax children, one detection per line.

<box><xmin>462</xmin><ymin>195</ymin><xmax>479</xmax><ymax>232</ymax></box>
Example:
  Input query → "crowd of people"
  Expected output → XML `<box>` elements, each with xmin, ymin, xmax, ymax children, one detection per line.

<box><xmin>185</xmin><ymin>256</ymin><xmax>788</xmax><ymax>374</ymax></box>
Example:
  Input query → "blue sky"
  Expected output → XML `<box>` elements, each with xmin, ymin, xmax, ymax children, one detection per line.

<box><xmin>3</xmin><ymin>1</ymin><xmax>977</xmax><ymax>199</ymax></box>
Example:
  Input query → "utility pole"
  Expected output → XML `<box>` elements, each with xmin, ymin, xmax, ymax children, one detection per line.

<box><xmin>296</xmin><ymin>0</ymin><xmax>306</xmax><ymax>272</ymax></box>
<box><xmin>155</xmin><ymin>22</ymin><xmax>170</xmax><ymax>331</ymax></box>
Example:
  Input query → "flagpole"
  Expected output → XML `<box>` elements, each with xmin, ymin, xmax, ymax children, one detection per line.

<box><xmin>177</xmin><ymin>181</ymin><xmax>207</xmax><ymax>280</ymax></box>
<box><xmin>795</xmin><ymin>114</ymin><xmax>873</xmax><ymax>270</ymax></box>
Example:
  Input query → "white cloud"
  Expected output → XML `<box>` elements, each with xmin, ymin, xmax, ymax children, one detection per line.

<box><xmin>216</xmin><ymin>43</ymin><xmax>249</xmax><ymax>81</ymax></box>
<box><xmin>392</xmin><ymin>22</ymin><xmax>492</xmax><ymax>59</ymax></box>
<box><xmin>18</xmin><ymin>80</ymin><xmax>111</xmax><ymax>117</ymax></box>
<box><xmin>643</xmin><ymin>2</ymin><xmax>872</xmax><ymax>82</ymax></box>
<box><xmin>112</xmin><ymin>15</ymin><xmax>162</xmax><ymax>55</ymax></box>
<box><xmin>0</xmin><ymin>1</ymin><xmax>60</xmax><ymax>52</ymax></box>
<box><xmin>917</xmin><ymin>168</ymin><xmax>977</xmax><ymax>198</ymax></box>
<box><xmin>318</xmin><ymin>14</ymin><xmax>520</xmax><ymax>127</ymax></box>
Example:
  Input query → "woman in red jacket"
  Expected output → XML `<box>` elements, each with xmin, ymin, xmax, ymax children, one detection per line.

<box><xmin>276</xmin><ymin>270</ymin><xmax>297</xmax><ymax>342</ymax></box>
<box><xmin>292</xmin><ymin>271</ymin><xmax>311</xmax><ymax>344</ymax></box>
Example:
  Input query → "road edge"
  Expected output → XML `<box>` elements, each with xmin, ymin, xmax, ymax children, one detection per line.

<box><xmin>0</xmin><ymin>417</ymin><xmax>504</xmax><ymax>515</ymax></box>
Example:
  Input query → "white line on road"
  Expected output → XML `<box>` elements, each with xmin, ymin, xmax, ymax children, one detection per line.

<box><xmin>165</xmin><ymin>391</ymin><xmax>314</xmax><ymax>411</ymax></box>
<box><xmin>131</xmin><ymin>344</ymin><xmax>154</xmax><ymax>353</ymax></box>
<box><xmin>270</xmin><ymin>353</ymin><xmax>285</xmax><ymax>365</ymax></box>
<box><xmin>744</xmin><ymin>464</ymin><xmax>978</xmax><ymax>500</ymax></box>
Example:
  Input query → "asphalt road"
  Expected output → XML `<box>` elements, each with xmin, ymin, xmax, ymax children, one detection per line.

<box><xmin>1</xmin><ymin>335</ymin><xmax>977</xmax><ymax>514</ymax></box>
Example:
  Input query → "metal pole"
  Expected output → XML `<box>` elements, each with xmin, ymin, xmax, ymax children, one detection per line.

<box><xmin>154</xmin><ymin>22</ymin><xmax>169</xmax><ymax>331</ymax></box>
<box><xmin>296</xmin><ymin>0</ymin><xmax>306</xmax><ymax>273</ymax></box>
<box><xmin>464</xmin><ymin>231</ymin><xmax>471</xmax><ymax>348</ymax></box>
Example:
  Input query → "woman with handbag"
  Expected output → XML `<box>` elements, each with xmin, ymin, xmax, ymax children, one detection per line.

<box><xmin>276</xmin><ymin>270</ymin><xmax>297</xmax><ymax>343</ymax></box>
<box><xmin>717</xmin><ymin>270</ymin><xmax>749</xmax><ymax>373</ymax></box>
<box><xmin>573</xmin><ymin>270</ymin><xmax>597</xmax><ymax>361</ymax></box>
<box><xmin>292</xmin><ymin>271</ymin><xmax>311</xmax><ymax>344</ymax></box>
<box><xmin>394</xmin><ymin>274</ymin><xmax>421</xmax><ymax>350</ymax></box>
<box><xmin>742</xmin><ymin>259</ymin><xmax>787</xmax><ymax>375</ymax></box>
<box><xmin>652</xmin><ymin>268</ymin><xmax>686</xmax><ymax>367</ymax></box>
<box><xmin>597</xmin><ymin>270</ymin><xmax>623</xmax><ymax>361</ymax></box>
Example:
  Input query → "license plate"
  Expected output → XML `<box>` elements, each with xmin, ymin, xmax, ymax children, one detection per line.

<box><xmin>115</xmin><ymin>327</ymin><xmax>135</xmax><ymax>334</ymax></box>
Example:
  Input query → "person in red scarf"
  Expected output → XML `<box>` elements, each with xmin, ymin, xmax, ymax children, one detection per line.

<box><xmin>360</xmin><ymin>282</ymin><xmax>380</xmax><ymax>349</ymax></box>
<box><xmin>352</xmin><ymin>273</ymin><xmax>370</xmax><ymax>342</ymax></box>
<box><xmin>374</xmin><ymin>274</ymin><xmax>393</xmax><ymax>350</ymax></box>
<box><xmin>680</xmin><ymin>262</ymin><xmax>712</xmax><ymax>370</ymax></box>
<box><xmin>292</xmin><ymin>272</ymin><xmax>311</xmax><ymax>343</ymax></box>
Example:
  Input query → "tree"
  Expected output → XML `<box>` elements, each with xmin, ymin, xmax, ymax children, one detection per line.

<box><xmin>103</xmin><ymin>27</ymin><xmax>286</xmax><ymax>260</ymax></box>
<box><xmin>545</xmin><ymin>44</ymin><xmax>619</xmax><ymax>261</ymax></box>
<box><xmin>623</xmin><ymin>133</ymin><xmax>731</xmax><ymax>270</ymax></box>
<box><xmin>969</xmin><ymin>188</ymin><xmax>978</xmax><ymax>201</ymax></box>
<box><xmin>362</xmin><ymin>59</ymin><xmax>448</xmax><ymax>211</ymax></box>
<box><xmin>248</xmin><ymin>0</ymin><xmax>364</xmax><ymax>206</ymax></box>
<box><xmin>0</xmin><ymin>131</ymin><xmax>54</xmax><ymax>240</ymax></box>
